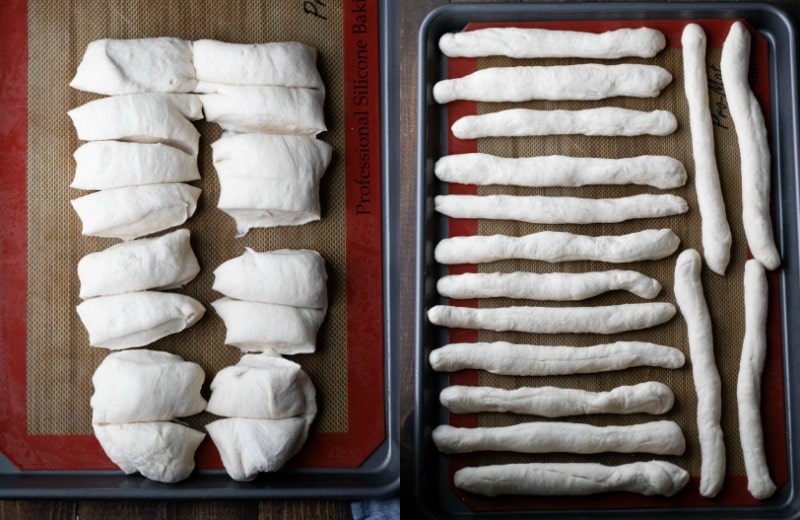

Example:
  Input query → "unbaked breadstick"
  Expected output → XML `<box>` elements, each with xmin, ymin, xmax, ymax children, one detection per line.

<box><xmin>435</xmin><ymin>154</ymin><xmax>687</xmax><ymax>189</ymax></box>
<box><xmin>433</xmin><ymin>64</ymin><xmax>672</xmax><ymax>103</ymax></box>
<box><xmin>452</xmin><ymin>107</ymin><xmax>677</xmax><ymax>139</ymax></box>
<box><xmin>721</xmin><ymin>21</ymin><xmax>780</xmax><ymax>270</ymax></box>
<box><xmin>674</xmin><ymin>249</ymin><xmax>725</xmax><ymax>497</ymax></box>
<box><xmin>432</xmin><ymin>420</ymin><xmax>685</xmax><ymax>455</ymax></box>
<box><xmin>440</xmin><ymin>382</ymin><xmax>674</xmax><ymax>416</ymax></box>
<box><xmin>427</xmin><ymin>303</ymin><xmax>675</xmax><ymax>334</ymax></box>
<box><xmin>682</xmin><ymin>24</ymin><xmax>732</xmax><ymax>275</ymax></box>
<box><xmin>435</xmin><ymin>193</ymin><xmax>687</xmax><ymax>224</ymax></box>
<box><xmin>434</xmin><ymin>229</ymin><xmax>680</xmax><ymax>265</ymax></box>
<box><xmin>439</xmin><ymin>27</ymin><xmax>666</xmax><ymax>59</ymax></box>
<box><xmin>454</xmin><ymin>461</ymin><xmax>689</xmax><ymax>497</ymax></box>
<box><xmin>738</xmin><ymin>259</ymin><xmax>777</xmax><ymax>499</ymax></box>
<box><xmin>429</xmin><ymin>341</ymin><xmax>685</xmax><ymax>375</ymax></box>
<box><xmin>437</xmin><ymin>270</ymin><xmax>661</xmax><ymax>301</ymax></box>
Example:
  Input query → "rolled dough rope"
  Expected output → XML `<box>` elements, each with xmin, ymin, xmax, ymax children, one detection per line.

<box><xmin>434</xmin><ymin>229</ymin><xmax>680</xmax><ymax>265</ymax></box>
<box><xmin>721</xmin><ymin>21</ymin><xmax>780</xmax><ymax>270</ymax></box>
<box><xmin>440</xmin><ymin>382</ymin><xmax>675</xmax><ymax>416</ymax></box>
<box><xmin>437</xmin><ymin>270</ymin><xmax>662</xmax><ymax>301</ymax></box>
<box><xmin>435</xmin><ymin>193</ymin><xmax>687</xmax><ymax>224</ymax></box>
<box><xmin>438</xmin><ymin>27</ymin><xmax>666</xmax><ymax>59</ymax></box>
<box><xmin>674</xmin><ymin>249</ymin><xmax>725</xmax><ymax>497</ymax></box>
<box><xmin>452</xmin><ymin>107</ymin><xmax>677</xmax><ymax>139</ymax></box>
<box><xmin>737</xmin><ymin>259</ymin><xmax>777</xmax><ymax>499</ymax></box>
<box><xmin>428</xmin><ymin>341</ymin><xmax>686</xmax><ymax>375</ymax></box>
<box><xmin>435</xmin><ymin>153</ymin><xmax>687</xmax><ymax>189</ymax></box>
<box><xmin>433</xmin><ymin>64</ymin><xmax>672</xmax><ymax>104</ymax></box>
<box><xmin>427</xmin><ymin>302</ymin><xmax>676</xmax><ymax>334</ymax></box>
<box><xmin>432</xmin><ymin>420</ymin><xmax>686</xmax><ymax>455</ymax></box>
<box><xmin>682</xmin><ymin>24</ymin><xmax>733</xmax><ymax>276</ymax></box>
<box><xmin>454</xmin><ymin>461</ymin><xmax>690</xmax><ymax>497</ymax></box>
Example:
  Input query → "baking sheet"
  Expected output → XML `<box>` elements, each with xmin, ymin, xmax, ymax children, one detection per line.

<box><xmin>415</xmin><ymin>3</ymin><xmax>800</xmax><ymax>517</ymax></box>
<box><xmin>0</xmin><ymin>0</ymin><xmax>399</xmax><ymax>499</ymax></box>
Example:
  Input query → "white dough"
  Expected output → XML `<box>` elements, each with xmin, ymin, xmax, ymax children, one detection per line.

<box><xmin>454</xmin><ymin>461</ymin><xmax>689</xmax><ymax>497</ymax></box>
<box><xmin>682</xmin><ymin>24</ymin><xmax>732</xmax><ymax>275</ymax></box>
<box><xmin>206</xmin><ymin>417</ymin><xmax>311</xmax><ymax>481</ymax></box>
<box><xmin>212</xmin><ymin>297</ymin><xmax>325</xmax><ymax>355</ymax></box>
<box><xmin>738</xmin><ymin>259</ymin><xmax>777</xmax><ymax>499</ymax></box>
<box><xmin>200</xmin><ymin>85</ymin><xmax>326</xmax><ymax>136</ymax></box>
<box><xmin>71</xmin><ymin>142</ymin><xmax>200</xmax><ymax>190</ymax></box>
<box><xmin>434</xmin><ymin>229</ymin><xmax>680</xmax><ymax>265</ymax></box>
<box><xmin>721</xmin><ymin>21</ymin><xmax>780</xmax><ymax>270</ymax></box>
<box><xmin>435</xmin><ymin>194</ymin><xmax>687</xmax><ymax>224</ymax></box>
<box><xmin>437</xmin><ymin>270</ymin><xmax>661</xmax><ymax>301</ymax></box>
<box><xmin>429</xmin><ymin>341</ymin><xmax>685</xmax><ymax>375</ymax></box>
<box><xmin>435</xmin><ymin>154</ymin><xmax>687</xmax><ymax>189</ymax></box>
<box><xmin>94</xmin><ymin>422</ymin><xmax>204</xmax><ymax>483</ymax></box>
<box><xmin>434</xmin><ymin>64</ymin><xmax>672</xmax><ymax>103</ymax></box>
<box><xmin>206</xmin><ymin>352</ymin><xmax>317</xmax><ymax>421</ymax></box>
<box><xmin>213</xmin><ymin>249</ymin><xmax>327</xmax><ymax>309</ymax></box>
<box><xmin>67</xmin><ymin>93</ymin><xmax>203</xmax><ymax>156</ymax></box>
<box><xmin>440</xmin><ymin>382</ymin><xmax>674</xmax><ymax>416</ymax></box>
<box><xmin>90</xmin><ymin>349</ymin><xmax>206</xmax><ymax>424</ymax></box>
<box><xmin>192</xmin><ymin>40</ymin><xmax>322</xmax><ymax>89</ymax></box>
<box><xmin>452</xmin><ymin>107</ymin><xmax>677</xmax><ymax>139</ymax></box>
<box><xmin>439</xmin><ymin>27</ymin><xmax>666</xmax><ymax>59</ymax></box>
<box><xmin>78</xmin><ymin>229</ymin><xmax>200</xmax><ymax>298</ymax></box>
<box><xmin>70</xmin><ymin>37</ymin><xmax>196</xmax><ymax>95</ymax></box>
<box><xmin>71</xmin><ymin>183</ymin><xmax>201</xmax><ymax>241</ymax></box>
<box><xmin>427</xmin><ymin>303</ymin><xmax>675</xmax><ymax>334</ymax></box>
<box><xmin>432</xmin><ymin>420</ymin><xmax>685</xmax><ymax>455</ymax></box>
<box><xmin>674</xmin><ymin>249</ymin><xmax>725</xmax><ymax>497</ymax></box>
<box><xmin>77</xmin><ymin>291</ymin><xmax>205</xmax><ymax>349</ymax></box>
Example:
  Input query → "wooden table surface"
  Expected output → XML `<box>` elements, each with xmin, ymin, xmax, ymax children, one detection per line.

<box><xmin>4</xmin><ymin>1</ymin><xmax>798</xmax><ymax>518</ymax></box>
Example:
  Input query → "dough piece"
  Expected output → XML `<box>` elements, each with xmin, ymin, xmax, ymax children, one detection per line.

<box><xmin>78</xmin><ymin>229</ymin><xmax>200</xmax><ymax>298</ymax></box>
<box><xmin>434</xmin><ymin>229</ymin><xmax>680</xmax><ymax>265</ymax></box>
<box><xmin>439</xmin><ymin>27</ymin><xmax>666</xmax><ymax>59</ymax></box>
<box><xmin>77</xmin><ymin>291</ymin><xmax>205</xmax><ymax>350</ymax></box>
<box><xmin>71</xmin><ymin>141</ymin><xmax>200</xmax><ymax>190</ymax></box>
<box><xmin>437</xmin><ymin>270</ymin><xmax>662</xmax><ymax>301</ymax></box>
<box><xmin>200</xmin><ymin>85</ymin><xmax>326</xmax><ymax>136</ymax></box>
<box><xmin>435</xmin><ymin>154</ymin><xmax>687</xmax><ymax>190</ymax></box>
<box><xmin>427</xmin><ymin>302</ymin><xmax>675</xmax><ymax>334</ymax></box>
<box><xmin>212</xmin><ymin>297</ymin><xmax>325</xmax><ymax>355</ymax></box>
<box><xmin>721</xmin><ymin>21</ymin><xmax>780</xmax><ymax>270</ymax></box>
<box><xmin>454</xmin><ymin>461</ymin><xmax>689</xmax><ymax>497</ymax></box>
<box><xmin>206</xmin><ymin>417</ymin><xmax>311</xmax><ymax>481</ymax></box>
<box><xmin>428</xmin><ymin>341</ymin><xmax>685</xmax><ymax>375</ymax></box>
<box><xmin>94</xmin><ymin>421</ymin><xmax>205</xmax><ymax>483</ymax></box>
<box><xmin>434</xmin><ymin>64</ymin><xmax>672</xmax><ymax>103</ymax></box>
<box><xmin>91</xmin><ymin>349</ymin><xmax>206</xmax><ymax>424</ymax></box>
<box><xmin>435</xmin><ymin>193</ymin><xmax>687</xmax><ymax>224</ymax></box>
<box><xmin>432</xmin><ymin>420</ymin><xmax>685</xmax><ymax>455</ymax></box>
<box><xmin>67</xmin><ymin>93</ymin><xmax>203</xmax><ymax>156</ymax></box>
<box><xmin>738</xmin><ymin>259</ymin><xmax>777</xmax><ymax>499</ymax></box>
<box><xmin>206</xmin><ymin>351</ymin><xmax>317</xmax><ymax>420</ymax></box>
<box><xmin>70</xmin><ymin>37</ymin><xmax>196</xmax><ymax>95</ymax></box>
<box><xmin>682</xmin><ymin>24</ymin><xmax>732</xmax><ymax>275</ymax></box>
<box><xmin>71</xmin><ymin>183</ymin><xmax>201</xmax><ymax>241</ymax></box>
<box><xmin>452</xmin><ymin>107</ymin><xmax>677</xmax><ymax>139</ymax></box>
<box><xmin>440</xmin><ymin>382</ymin><xmax>674</xmax><ymax>416</ymax></box>
<box><xmin>674</xmin><ymin>249</ymin><xmax>725</xmax><ymax>497</ymax></box>
<box><xmin>192</xmin><ymin>40</ymin><xmax>322</xmax><ymax>90</ymax></box>
<box><xmin>213</xmin><ymin>248</ymin><xmax>327</xmax><ymax>309</ymax></box>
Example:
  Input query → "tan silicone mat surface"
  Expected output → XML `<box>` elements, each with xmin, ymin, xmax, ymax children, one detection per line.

<box><xmin>469</xmin><ymin>48</ymin><xmax>748</xmax><ymax>476</ymax></box>
<box><xmin>26</xmin><ymin>0</ymin><xmax>347</xmax><ymax>436</ymax></box>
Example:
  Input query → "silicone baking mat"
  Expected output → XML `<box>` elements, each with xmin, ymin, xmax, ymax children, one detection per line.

<box><xmin>438</xmin><ymin>18</ymin><xmax>787</xmax><ymax>512</ymax></box>
<box><xmin>0</xmin><ymin>0</ymin><xmax>384</xmax><ymax>473</ymax></box>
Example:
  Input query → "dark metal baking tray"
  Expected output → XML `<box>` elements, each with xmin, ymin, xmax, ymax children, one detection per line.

<box><xmin>415</xmin><ymin>2</ymin><xmax>800</xmax><ymax>517</ymax></box>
